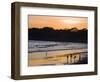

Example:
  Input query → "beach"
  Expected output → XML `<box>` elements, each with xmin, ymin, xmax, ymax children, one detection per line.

<box><xmin>28</xmin><ymin>40</ymin><xmax>88</xmax><ymax>66</ymax></box>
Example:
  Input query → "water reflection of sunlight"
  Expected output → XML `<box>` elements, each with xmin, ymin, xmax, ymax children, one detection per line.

<box><xmin>28</xmin><ymin>52</ymin><xmax>87</xmax><ymax>66</ymax></box>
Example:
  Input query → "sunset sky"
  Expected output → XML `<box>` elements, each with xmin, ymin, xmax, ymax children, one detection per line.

<box><xmin>28</xmin><ymin>15</ymin><xmax>88</xmax><ymax>30</ymax></box>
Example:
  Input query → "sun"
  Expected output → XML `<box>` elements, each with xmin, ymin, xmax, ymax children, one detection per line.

<box><xmin>62</xmin><ymin>19</ymin><xmax>80</xmax><ymax>24</ymax></box>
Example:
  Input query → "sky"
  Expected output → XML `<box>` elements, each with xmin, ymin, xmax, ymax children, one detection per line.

<box><xmin>28</xmin><ymin>15</ymin><xmax>88</xmax><ymax>30</ymax></box>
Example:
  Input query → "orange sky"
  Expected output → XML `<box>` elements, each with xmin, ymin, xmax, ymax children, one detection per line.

<box><xmin>28</xmin><ymin>15</ymin><xmax>88</xmax><ymax>30</ymax></box>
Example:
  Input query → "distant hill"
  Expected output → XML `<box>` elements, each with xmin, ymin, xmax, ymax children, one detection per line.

<box><xmin>28</xmin><ymin>27</ymin><xmax>87</xmax><ymax>43</ymax></box>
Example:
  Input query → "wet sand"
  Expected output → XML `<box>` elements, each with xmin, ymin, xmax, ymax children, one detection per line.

<box><xmin>28</xmin><ymin>49</ymin><xmax>87</xmax><ymax>66</ymax></box>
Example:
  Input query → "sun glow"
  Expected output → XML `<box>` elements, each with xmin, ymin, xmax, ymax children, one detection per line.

<box><xmin>28</xmin><ymin>15</ymin><xmax>88</xmax><ymax>30</ymax></box>
<box><xmin>62</xmin><ymin>19</ymin><xmax>80</xmax><ymax>24</ymax></box>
